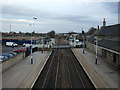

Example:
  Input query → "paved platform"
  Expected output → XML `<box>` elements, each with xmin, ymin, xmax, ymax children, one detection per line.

<box><xmin>2</xmin><ymin>51</ymin><xmax>52</xmax><ymax>88</ymax></box>
<box><xmin>72</xmin><ymin>48</ymin><xmax>119</xmax><ymax>88</ymax></box>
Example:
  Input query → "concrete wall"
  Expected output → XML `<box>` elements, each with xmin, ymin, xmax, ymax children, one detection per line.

<box><xmin>105</xmin><ymin>51</ymin><xmax>120</xmax><ymax>65</ymax></box>
<box><xmin>87</xmin><ymin>41</ymin><xmax>105</xmax><ymax>57</ymax></box>
<box><xmin>2</xmin><ymin>53</ymin><xmax>24</xmax><ymax>72</ymax></box>
<box><xmin>116</xmin><ymin>54</ymin><xmax>120</xmax><ymax>64</ymax></box>
<box><xmin>86</xmin><ymin>41</ymin><xmax>96</xmax><ymax>53</ymax></box>
<box><xmin>106</xmin><ymin>51</ymin><xmax>113</xmax><ymax>62</ymax></box>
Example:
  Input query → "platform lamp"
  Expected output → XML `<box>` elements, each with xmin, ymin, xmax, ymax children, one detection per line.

<box><xmin>94</xmin><ymin>25</ymin><xmax>100</xmax><ymax>64</ymax></box>
<box><xmin>30</xmin><ymin>16</ymin><xmax>37</xmax><ymax>64</ymax></box>
<box><xmin>95</xmin><ymin>36</ymin><xmax>98</xmax><ymax>64</ymax></box>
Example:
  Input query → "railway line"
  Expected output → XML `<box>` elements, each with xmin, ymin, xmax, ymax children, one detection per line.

<box><xmin>32</xmin><ymin>39</ymin><xmax>95</xmax><ymax>89</ymax></box>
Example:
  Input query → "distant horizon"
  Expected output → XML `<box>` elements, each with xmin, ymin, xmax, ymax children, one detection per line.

<box><xmin>1</xmin><ymin>23</ymin><xmax>119</xmax><ymax>34</ymax></box>
<box><xmin>1</xmin><ymin>1</ymin><xmax>118</xmax><ymax>33</ymax></box>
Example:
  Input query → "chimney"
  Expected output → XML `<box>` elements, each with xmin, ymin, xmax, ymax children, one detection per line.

<box><xmin>97</xmin><ymin>25</ymin><xmax>99</xmax><ymax>30</ymax></box>
<box><xmin>103</xmin><ymin>18</ymin><xmax>106</xmax><ymax>26</ymax></box>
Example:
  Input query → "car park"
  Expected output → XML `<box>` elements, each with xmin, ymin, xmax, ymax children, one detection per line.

<box><xmin>0</xmin><ymin>52</ymin><xmax>18</xmax><ymax>61</ymax></box>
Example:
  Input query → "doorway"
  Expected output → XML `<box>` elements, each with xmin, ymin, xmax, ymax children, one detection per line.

<box><xmin>113</xmin><ymin>53</ymin><xmax>116</xmax><ymax>63</ymax></box>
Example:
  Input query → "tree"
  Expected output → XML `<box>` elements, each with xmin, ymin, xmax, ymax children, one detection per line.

<box><xmin>25</xmin><ymin>32</ymin><xmax>31</xmax><ymax>36</ymax></box>
<box><xmin>32</xmin><ymin>31</ymin><xmax>35</xmax><ymax>34</ymax></box>
<box><xmin>87</xmin><ymin>27</ymin><xmax>97</xmax><ymax>35</ymax></box>
<box><xmin>32</xmin><ymin>31</ymin><xmax>35</xmax><ymax>36</ymax></box>
<box><xmin>47</xmin><ymin>30</ymin><xmax>55</xmax><ymax>38</ymax></box>
<box><xmin>19</xmin><ymin>31</ymin><xmax>22</xmax><ymax>34</ymax></box>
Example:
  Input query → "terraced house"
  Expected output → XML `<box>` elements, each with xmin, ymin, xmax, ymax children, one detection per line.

<box><xmin>87</xmin><ymin>19</ymin><xmax>120</xmax><ymax>67</ymax></box>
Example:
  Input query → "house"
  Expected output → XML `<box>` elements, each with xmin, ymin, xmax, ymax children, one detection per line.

<box><xmin>86</xmin><ymin>19</ymin><xmax>120</xmax><ymax>66</ymax></box>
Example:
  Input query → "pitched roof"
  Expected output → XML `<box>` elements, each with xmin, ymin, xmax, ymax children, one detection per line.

<box><xmin>97</xmin><ymin>24</ymin><xmax>120</xmax><ymax>36</ymax></box>
<box><xmin>98</xmin><ymin>39</ymin><xmax>120</xmax><ymax>52</ymax></box>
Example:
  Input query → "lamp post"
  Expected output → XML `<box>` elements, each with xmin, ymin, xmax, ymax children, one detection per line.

<box><xmin>95</xmin><ymin>37</ymin><xmax>98</xmax><ymax>64</ymax></box>
<box><xmin>42</xmin><ymin>38</ymin><xmax>44</xmax><ymax>53</ymax></box>
<box><xmin>30</xmin><ymin>37</ymin><xmax>33</xmax><ymax>64</ymax></box>
<box><xmin>30</xmin><ymin>16</ymin><xmax>37</xmax><ymax>64</ymax></box>
<box><xmin>33</xmin><ymin>16</ymin><xmax>37</xmax><ymax>31</ymax></box>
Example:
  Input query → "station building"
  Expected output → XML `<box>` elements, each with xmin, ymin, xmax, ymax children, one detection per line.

<box><xmin>86</xmin><ymin>19</ymin><xmax>120</xmax><ymax>66</ymax></box>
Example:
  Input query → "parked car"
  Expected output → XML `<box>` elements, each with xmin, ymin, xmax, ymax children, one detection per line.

<box><xmin>13</xmin><ymin>48</ymin><xmax>26</xmax><ymax>53</ymax></box>
<box><xmin>0</xmin><ymin>55</ymin><xmax>8</xmax><ymax>61</ymax></box>
<box><xmin>13</xmin><ymin>49</ymin><xmax>21</xmax><ymax>53</ymax></box>
<box><xmin>23</xmin><ymin>43</ymin><xmax>31</xmax><ymax>47</ymax></box>
<box><xmin>21</xmin><ymin>48</ymin><xmax>27</xmax><ymax>52</ymax></box>
<box><xmin>8</xmin><ymin>52</ymin><xmax>17</xmax><ymax>56</ymax></box>
<box><xmin>2</xmin><ymin>53</ymin><xmax>13</xmax><ymax>58</ymax></box>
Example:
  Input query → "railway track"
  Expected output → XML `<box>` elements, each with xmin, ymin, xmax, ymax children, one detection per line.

<box><xmin>32</xmin><ymin>48</ymin><xmax>95</xmax><ymax>89</ymax></box>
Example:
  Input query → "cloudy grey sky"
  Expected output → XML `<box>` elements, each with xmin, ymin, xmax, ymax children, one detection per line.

<box><xmin>0</xmin><ymin>0</ymin><xmax>119</xmax><ymax>33</ymax></box>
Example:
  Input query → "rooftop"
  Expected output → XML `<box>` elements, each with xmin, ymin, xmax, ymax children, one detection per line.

<box><xmin>97</xmin><ymin>24</ymin><xmax>120</xmax><ymax>36</ymax></box>
<box><xmin>98</xmin><ymin>39</ymin><xmax>120</xmax><ymax>53</ymax></box>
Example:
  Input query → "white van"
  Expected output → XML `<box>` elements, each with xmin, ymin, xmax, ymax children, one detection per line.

<box><xmin>6</xmin><ymin>42</ymin><xmax>18</xmax><ymax>47</ymax></box>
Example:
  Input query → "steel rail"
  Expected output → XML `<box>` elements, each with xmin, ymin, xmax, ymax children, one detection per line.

<box><xmin>55</xmin><ymin>47</ymin><xmax>60</xmax><ymax>89</ymax></box>
<box><xmin>64</xmin><ymin>49</ymin><xmax>73</xmax><ymax>88</ymax></box>
<box><xmin>67</xmin><ymin>49</ymin><xmax>86</xmax><ymax>88</ymax></box>
<box><xmin>41</xmin><ymin>49</ymin><xmax>57</xmax><ymax>89</ymax></box>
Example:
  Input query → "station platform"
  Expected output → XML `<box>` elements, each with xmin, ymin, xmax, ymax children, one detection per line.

<box><xmin>72</xmin><ymin>48</ymin><xmax>119</xmax><ymax>88</ymax></box>
<box><xmin>2</xmin><ymin>51</ymin><xmax>51</xmax><ymax>88</ymax></box>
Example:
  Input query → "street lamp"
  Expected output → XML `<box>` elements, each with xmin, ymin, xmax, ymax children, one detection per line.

<box><xmin>30</xmin><ymin>37</ymin><xmax>34</xmax><ymax>64</ymax></box>
<box><xmin>30</xmin><ymin>16</ymin><xmax>37</xmax><ymax>64</ymax></box>
<box><xmin>95</xmin><ymin>37</ymin><xmax>98</xmax><ymax>64</ymax></box>
<box><xmin>33</xmin><ymin>17</ymin><xmax>37</xmax><ymax>32</ymax></box>
<box><xmin>42</xmin><ymin>38</ymin><xmax>44</xmax><ymax>53</ymax></box>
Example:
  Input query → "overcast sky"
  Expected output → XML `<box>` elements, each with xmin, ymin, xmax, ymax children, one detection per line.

<box><xmin>0</xmin><ymin>0</ymin><xmax>119</xmax><ymax>33</ymax></box>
